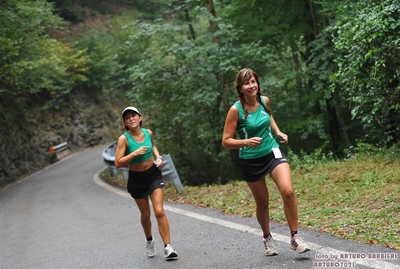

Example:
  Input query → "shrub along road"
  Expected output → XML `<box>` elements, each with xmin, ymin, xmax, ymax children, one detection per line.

<box><xmin>0</xmin><ymin>145</ymin><xmax>398</xmax><ymax>269</ymax></box>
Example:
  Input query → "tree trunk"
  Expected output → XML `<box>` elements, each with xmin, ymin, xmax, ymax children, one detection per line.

<box><xmin>333</xmin><ymin>85</ymin><xmax>352</xmax><ymax>148</ymax></box>
<box><xmin>183</xmin><ymin>2</ymin><xmax>196</xmax><ymax>40</ymax></box>
<box><xmin>306</xmin><ymin>0</ymin><xmax>344</xmax><ymax>152</ymax></box>
<box><xmin>326</xmin><ymin>95</ymin><xmax>341</xmax><ymax>152</ymax></box>
<box><xmin>289</xmin><ymin>40</ymin><xmax>302</xmax><ymax>90</ymax></box>
<box><xmin>204</xmin><ymin>0</ymin><xmax>219</xmax><ymax>44</ymax></box>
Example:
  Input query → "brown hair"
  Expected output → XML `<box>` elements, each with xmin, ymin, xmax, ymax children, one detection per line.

<box><xmin>235</xmin><ymin>68</ymin><xmax>270</xmax><ymax>120</ymax></box>
<box><xmin>123</xmin><ymin>113</ymin><xmax>143</xmax><ymax>130</ymax></box>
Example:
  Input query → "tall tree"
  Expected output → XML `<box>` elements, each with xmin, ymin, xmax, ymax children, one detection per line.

<box><xmin>326</xmin><ymin>0</ymin><xmax>400</xmax><ymax>145</ymax></box>
<box><xmin>0</xmin><ymin>0</ymin><xmax>89</xmax><ymax>109</ymax></box>
<box><xmin>204</xmin><ymin>0</ymin><xmax>219</xmax><ymax>44</ymax></box>
<box><xmin>119</xmin><ymin>13</ymin><xmax>280</xmax><ymax>184</ymax></box>
<box><xmin>218</xmin><ymin>0</ymin><xmax>341</xmax><ymax>152</ymax></box>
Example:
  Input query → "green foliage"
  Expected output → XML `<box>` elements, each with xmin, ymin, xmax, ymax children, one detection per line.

<box><xmin>4</xmin><ymin>0</ymin><xmax>400</xmax><ymax>185</ymax></box>
<box><xmin>120</xmin><ymin>18</ymin><xmax>279</xmax><ymax>184</ymax></box>
<box><xmin>38</xmin><ymin>40</ymin><xmax>90</xmax><ymax>109</ymax></box>
<box><xmin>328</xmin><ymin>0</ymin><xmax>400</xmax><ymax>144</ymax></box>
<box><xmin>219</xmin><ymin>0</ymin><xmax>312</xmax><ymax>48</ymax></box>
<box><xmin>161</xmin><ymin>146</ymin><xmax>399</xmax><ymax>250</ymax></box>
<box><xmin>343</xmin><ymin>141</ymin><xmax>400</xmax><ymax>163</ymax></box>
<box><xmin>0</xmin><ymin>0</ymin><xmax>89</xmax><ymax>109</ymax></box>
<box><xmin>50</xmin><ymin>0</ymin><xmax>169</xmax><ymax>24</ymax></box>
<box><xmin>217</xmin><ymin>0</ymin><xmax>337</xmax><ymax>153</ymax></box>
<box><xmin>75</xmin><ymin>31</ymin><xmax>119</xmax><ymax>91</ymax></box>
<box><xmin>288</xmin><ymin>141</ymin><xmax>336</xmax><ymax>171</ymax></box>
<box><xmin>1</xmin><ymin>0</ymin><xmax>61</xmax><ymax>94</ymax></box>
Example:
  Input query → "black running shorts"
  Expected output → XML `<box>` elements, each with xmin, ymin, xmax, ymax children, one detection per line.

<box><xmin>127</xmin><ymin>164</ymin><xmax>165</xmax><ymax>199</ymax></box>
<box><xmin>239</xmin><ymin>148</ymin><xmax>288</xmax><ymax>182</ymax></box>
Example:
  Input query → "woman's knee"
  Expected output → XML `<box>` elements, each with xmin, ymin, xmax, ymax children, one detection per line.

<box><xmin>280</xmin><ymin>188</ymin><xmax>295</xmax><ymax>202</ymax></box>
<box><xmin>141</xmin><ymin>212</ymin><xmax>151</xmax><ymax>220</ymax></box>
<box><xmin>153</xmin><ymin>208</ymin><xmax>166</xmax><ymax>220</ymax></box>
<box><xmin>256</xmin><ymin>204</ymin><xmax>269</xmax><ymax>212</ymax></box>
<box><xmin>255</xmin><ymin>198</ymin><xmax>269</xmax><ymax>210</ymax></box>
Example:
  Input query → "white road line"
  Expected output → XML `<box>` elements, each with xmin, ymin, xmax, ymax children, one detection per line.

<box><xmin>94</xmin><ymin>169</ymin><xmax>399</xmax><ymax>269</ymax></box>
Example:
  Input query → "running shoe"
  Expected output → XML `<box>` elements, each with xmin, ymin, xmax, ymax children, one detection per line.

<box><xmin>263</xmin><ymin>235</ymin><xmax>279</xmax><ymax>256</ymax></box>
<box><xmin>290</xmin><ymin>234</ymin><xmax>310</xmax><ymax>253</ymax></box>
<box><xmin>164</xmin><ymin>244</ymin><xmax>178</xmax><ymax>260</ymax></box>
<box><xmin>145</xmin><ymin>239</ymin><xmax>155</xmax><ymax>257</ymax></box>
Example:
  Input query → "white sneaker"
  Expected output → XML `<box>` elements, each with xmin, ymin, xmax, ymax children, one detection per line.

<box><xmin>290</xmin><ymin>234</ymin><xmax>310</xmax><ymax>253</ymax></box>
<box><xmin>145</xmin><ymin>239</ymin><xmax>155</xmax><ymax>257</ymax></box>
<box><xmin>263</xmin><ymin>235</ymin><xmax>279</xmax><ymax>256</ymax></box>
<box><xmin>164</xmin><ymin>244</ymin><xmax>178</xmax><ymax>260</ymax></box>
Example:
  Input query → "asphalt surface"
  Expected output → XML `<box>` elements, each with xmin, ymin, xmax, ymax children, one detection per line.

<box><xmin>0</xmin><ymin>145</ymin><xmax>399</xmax><ymax>269</ymax></box>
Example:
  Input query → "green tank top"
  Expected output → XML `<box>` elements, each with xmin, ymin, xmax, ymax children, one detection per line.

<box><xmin>234</xmin><ymin>98</ymin><xmax>279</xmax><ymax>159</ymax></box>
<box><xmin>124</xmin><ymin>128</ymin><xmax>153</xmax><ymax>164</ymax></box>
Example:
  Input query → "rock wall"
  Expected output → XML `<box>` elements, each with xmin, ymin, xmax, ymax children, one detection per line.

<box><xmin>0</xmin><ymin>92</ymin><xmax>124</xmax><ymax>188</ymax></box>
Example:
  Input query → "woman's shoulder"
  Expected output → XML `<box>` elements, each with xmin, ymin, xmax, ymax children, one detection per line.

<box><xmin>226</xmin><ymin>103</ymin><xmax>240</xmax><ymax>120</ymax></box>
<box><xmin>260</xmin><ymin>95</ymin><xmax>270</xmax><ymax>105</ymax></box>
<box><xmin>232</xmin><ymin>100</ymin><xmax>241</xmax><ymax>109</ymax></box>
<box><xmin>229</xmin><ymin>103</ymin><xmax>240</xmax><ymax>114</ymax></box>
<box><xmin>142</xmin><ymin>128</ymin><xmax>153</xmax><ymax>136</ymax></box>
<box><xmin>118</xmin><ymin>133</ymin><xmax>128</xmax><ymax>142</ymax></box>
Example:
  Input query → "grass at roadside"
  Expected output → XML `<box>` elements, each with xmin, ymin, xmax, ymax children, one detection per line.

<box><xmin>100</xmin><ymin>152</ymin><xmax>400</xmax><ymax>251</ymax></box>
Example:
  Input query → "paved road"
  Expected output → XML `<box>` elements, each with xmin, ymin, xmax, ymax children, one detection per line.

<box><xmin>0</xmin><ymin>145</ymin><xmax>398</xmax><ymax>269</ymax></box>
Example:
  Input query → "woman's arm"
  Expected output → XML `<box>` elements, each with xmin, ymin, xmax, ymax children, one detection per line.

<box><xmin>222</xmin><ymin>105</ymin><xmax>265</xmax><ymax>149</ymax></box>
<box><xmin>149</xmin><ymin>129</ymin><xmax>163</xmax><ymax>167</ymax></box>
<box><xmin>263</xmin><ymin>96</ymin><xmax>288</xmax><ymax>144</ymax></box>
<box><xmin>222</xmin><ymin>105</ymin><xmax>243</xmax><ymax>149</ymax></box>
<box><xmin>222</xmin><ymin>105</ymin><xmax>263</xmax><ymax>149</ymax></box>
<box><xmin>114</xmin><ymin>135</ymin><xmax>129</xmax><ymax>168</ymax></box>
<box><xmin>115</xmin><ymin>134</ymin><xmax>149</xmax><ymax>168</ymax></box>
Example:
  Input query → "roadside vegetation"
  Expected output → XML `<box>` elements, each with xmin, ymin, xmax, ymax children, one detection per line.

<box><xmin>3</xmin><ymin>1</ymin><xmax>399</xmax><ymax>251</ymax></box>
<box><xmin>3</xmin><ymin>0</ymin><xmax>400</xmax><ymax>187</ymax></box>
<box><xmin>101</xmin><ymin>144</ymin><xmax>400</xmax><ymax>251</ymax></box>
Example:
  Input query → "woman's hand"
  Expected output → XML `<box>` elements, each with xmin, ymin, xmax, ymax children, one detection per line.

<box><xmin>154</xmin><ymin>156</ymin><xmax>164</xmax><ymax>168</ymax></box>
<box><xmin>277</xmin><ymin>133</ymin><xmax>288</xmax><ymax>144</ymax></box>
<box><xmin>135</xmin><ymin>146</ymin><xmax>149</xmax><ymax>156</ymax></box>
<box><xmin>246</xmin><ymin>137</ymin><xmax>263</xmax><ymax>148</ymax></box>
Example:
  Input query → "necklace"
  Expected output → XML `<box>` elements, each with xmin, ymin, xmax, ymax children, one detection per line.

<box><xmin>245</xmin><ymin>100</ymin><xmax>258</xmax><ymax>106</ymax></box>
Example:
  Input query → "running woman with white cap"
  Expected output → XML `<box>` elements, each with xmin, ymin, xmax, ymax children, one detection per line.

<box><xmin>115</xmin><ymin>106</ymin><xmax>178</xmax><ymax>260</ymax></box>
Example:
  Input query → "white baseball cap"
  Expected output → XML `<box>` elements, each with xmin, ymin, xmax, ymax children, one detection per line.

<box><xmin>122</xmin><ymin>106</ymin><xmax>141</xmax><ymax>118</ymax></box>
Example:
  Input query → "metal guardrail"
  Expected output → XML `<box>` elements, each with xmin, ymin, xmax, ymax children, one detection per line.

<box><xmin>102</xmin><ymin>142</ymin><xmax>184</xmax><ymax>193</ymax></box>
<box><xmin>47</xmin><ymin>136</ymin><xmax>69</xmax><ymax>162</ymax></box>
<box><xmin>47</xmin><ymin>136</ymin><xmax>68</xmax><ymax>153</ymax></box>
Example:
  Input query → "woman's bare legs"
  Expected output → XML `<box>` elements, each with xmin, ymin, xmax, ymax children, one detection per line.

<box><xmin>246</xmin><ymin>163</ymin><xmax>299</xmax><ymax>233</ymax></box>
<box><xmin>270</xmin><ymin>163</ymin><xmax>310</xmax><ymax>253</ymax></box>
<box><xmin>246</xmin><ymin>178</ymin><xmax>271</xmax><ymax>235</ymax></box>
<box><xmin>135</xmin><ymin>188</ymin><xmax>178</xmax><ymax>259</ymax></box>
<box><xmin>269</xmin><ymin>163</ymin><xmax>298</xmax><ymax>232</ymax></box>
<box><xmin>134</xmin><ymin>188</ymin><xmax>171</xmax><ymax>244</ymax></box>
<box><xmin>247</xmin><ymin>178</ymin><xmax>280</xmax><ymax>255</ymax></box>
<box><xmin>149</xmin><ymin>188</ymin><xmax>171</xmax><ymax>245</ymax></box>
<box><xmin>134</xmin><ymin>197</ymin><xmax>153</xmax><ymax>238</ymax></box>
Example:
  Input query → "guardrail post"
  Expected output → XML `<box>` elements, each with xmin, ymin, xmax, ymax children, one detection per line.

<box><xmin>121</xmin><ymin>167</ymin><xmax>129</xmax><ymax>182</ymax></box>
<box><xmin>159</xmin><ymin>154</ymin><xmax>184</xmax><ymax>193</ymax></box>
<box><xmin>102</xmin><ymin>142</ymin><xmax>184</xmax><ymax>193</ymax></box>
<box><xmin>47</xmin><ymin>136</ymin><xmax>69</xmax><ymax>162</ymax></box>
